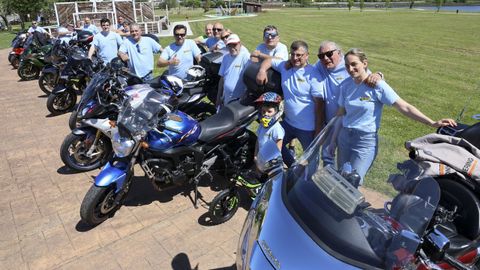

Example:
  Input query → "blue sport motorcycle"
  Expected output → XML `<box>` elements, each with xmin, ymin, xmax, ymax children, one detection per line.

<box><xmin>80</xmin><ymin>85</ymin><xmax>257</xmax><ymax>226</ymax></box>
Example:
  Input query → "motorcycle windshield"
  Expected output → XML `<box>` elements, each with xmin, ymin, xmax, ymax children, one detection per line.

<box><xmin>283</xmin><ymin>117</ymin><xmax>440</xmax><ymax>268</ymax></box>
<box><xmin>77</xmin><ymin>72</ymin><xmax>108</xmax><ymax>108</ymax></box>
<box><xmin>117</xmin><ymin>85</ymin><xmax>171</xmax><ymax>136</ymax></box>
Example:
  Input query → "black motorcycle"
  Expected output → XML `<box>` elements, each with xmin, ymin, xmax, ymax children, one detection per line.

<box><xmin>38</xmin><ymin>40</ymin><xmax>69</xmax><ymax>95</ymax></box>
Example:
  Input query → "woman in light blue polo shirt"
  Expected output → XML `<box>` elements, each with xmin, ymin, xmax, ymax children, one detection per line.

<box><xmin>336</xmin><ymin>48</ymin><xmax>456</xmax><ymax>186</ymax></box>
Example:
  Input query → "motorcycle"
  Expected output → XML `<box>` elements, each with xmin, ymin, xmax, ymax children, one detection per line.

<box><xmin>46</xmin><ymin>45</ymin><xmax>100</xmax><ymax>115</ymax></box>
<box><xmin>38</xmin><ymin>40</ymin><xmax>69</xmax><ymax>95</ymax></box>
<box><xmin>79</xmin><ymin>84</ymin><xmax>258</xmax><ymax>226</ymax></box>
<box><xmin>237</xmin><ymin>117</ymin><xmax>480</xmax><ymax>270</ymax></box>
<box><xmin>8</xmin><ymin>31</ymin><xmax>27</xmax><ymax>69</ymax></box>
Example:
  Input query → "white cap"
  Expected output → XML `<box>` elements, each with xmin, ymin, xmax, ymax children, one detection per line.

<box><xmin>226</xmin><ymin>34</ymin><xmax>240</xmax><ymax>45</ymax></box>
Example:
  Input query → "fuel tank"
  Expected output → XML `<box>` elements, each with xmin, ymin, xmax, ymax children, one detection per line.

<box><xmin>146</xmin><ymin>110</ymin><xmax>201</xmax><ymax>151</ymax></box>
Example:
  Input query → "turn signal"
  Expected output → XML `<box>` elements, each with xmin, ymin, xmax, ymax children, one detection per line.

<box><xmin>140</xmin><ymin>142</ymin><xmax>149</xmax><ymax>149</ymax></box>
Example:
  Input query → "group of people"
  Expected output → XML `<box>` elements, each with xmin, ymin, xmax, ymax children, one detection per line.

<box><xmin>29</xmin><ymin>16</ymin><xmax>456</xmax><ymax>186</ymax></box>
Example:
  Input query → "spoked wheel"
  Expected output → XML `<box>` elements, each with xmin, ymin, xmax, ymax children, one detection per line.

<box><xmin>46</xmin><ymin>90</ymin><xmax>77</xmax><ymax>115</ymax></box>
<box><xmin>183</xmin><ymin>102</ymin><xmax>217</xmax><ymax>122</ymax></box>
<box><xmin>60</xmin><ymin>132</ymin><xmax>112</xmax><ymax>172</ymax></box>
<box><xmin>38</xmin><ymin>72</ymin><xmax>57</xmax><ymax>95</ymax></box>
<box><xmin>209</xmin><ymin>188</ymin><xmax>240</xmax><ymax>225</ymax></box>
<box><xmin>80</xmin><ymin>185</ymin><xmax>119</xmax><ymax>226</ymax></box>
<box><xmin>17</xmin><ymin>62</ymin><xmax>40</xmax><ymax>80</ymax></box>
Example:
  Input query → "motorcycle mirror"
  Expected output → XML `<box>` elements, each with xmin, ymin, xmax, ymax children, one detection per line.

<box><xmin>423</xmin><ymin>228</ymin><xmax>450</xmax><ymax>263</ymax></box>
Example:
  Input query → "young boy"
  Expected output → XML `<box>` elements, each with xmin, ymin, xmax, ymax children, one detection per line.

<box><xmin>239</xmin><ymin>92</ymin><xmax>284</xmax><ymax>189</ymax></box>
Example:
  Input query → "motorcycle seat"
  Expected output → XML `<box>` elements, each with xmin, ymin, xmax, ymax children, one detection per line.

<box><xmin>457</xmin><ymin>122</ymin><xmax>480</xmax><ymax>150</ymax></box>
<box><xmin>198</xmin><ymin>101</ymin><xmax>255</xmax><ymax>142</ymax></box>
<box><xmin>436</xmin><ymin>222</ymin><xmax>479</xmax><ymax>257</ymax></box>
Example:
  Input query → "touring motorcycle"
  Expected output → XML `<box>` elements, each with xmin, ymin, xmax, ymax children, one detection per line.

<box><xmin>237</xmin><ymin>117</ymin><xmax>480</xmax><ymax>270</ymax></box>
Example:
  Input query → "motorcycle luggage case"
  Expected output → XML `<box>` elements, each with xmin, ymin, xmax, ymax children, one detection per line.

<box><xmin>243</xmin><ymin>61</ymin><xmax>282</xmax><ymax>99</ymax></box>
<box><xmin>200</xmin><ymin>51</ymin><xmax>223</xmax><ymax>76</ymax></box>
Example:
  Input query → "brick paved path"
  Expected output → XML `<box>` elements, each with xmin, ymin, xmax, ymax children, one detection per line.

<box><xmin>0</xmin><ymin>48</ymin><xmax>389</xmax><ymax>270</ymax></box>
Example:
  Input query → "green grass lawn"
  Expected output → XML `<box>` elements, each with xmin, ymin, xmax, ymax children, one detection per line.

<box><xmin>182</xmin><ymin>8</ymin><xmax>480</xmax><ymax>196</ymax></box>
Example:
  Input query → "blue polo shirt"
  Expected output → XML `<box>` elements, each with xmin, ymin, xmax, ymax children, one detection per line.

<box><xmin>206</xmin><ymin>37</ymin><xmax>225</xmax><ymax>51</ymax></box>
<box><xmin>338</xmin><ymin>78</ymin><xmax>400</xmax><ymax>133</ymax></box>
<box><xmin>256</xmin><ymin>42</ymin><xmax>289</xmax><ymax>60</ymax></box>
<box><xmin>314</xmin><ymin>59</ymin><xmax>350</xmax><ymax>123</ymax></box>
<box><xmin>219</xmin><ymin>50</ymin><xmax>251</xmax><ymax>104</ymax></box>
<box><xmin>83</xmin><ymin>24</ymin><xmax>99</xmax><ymax>34</ymax></box>
<box><xmin>271</xmin><ymin>59</ymin><xmax>324</xmax><ymax>131</ymax></box>
<box><xmin>160</xmin><ymin>39</ymin><xmax>201</xmax><ymax>79</ymax></box>
<box><xmin>92</xmin><ymin>31</ymin><xmax>123</xmax><ymax>63</ymax></box>
<box><xmin>119</xmin><ymin>36</ymin><xmax>162</xmax><ymax>78</ymax></box>
<box><xmin>257</xmin><ymin>121</ymin><xmax>284</xmax><ymax>153</ymax></box>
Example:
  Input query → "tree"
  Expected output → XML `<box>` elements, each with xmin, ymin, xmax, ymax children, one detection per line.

<box><xmin>204</xmin><ymin>0</ymin><xmax>211</xmax><ymax>12</ymax></box>
<box><xmin>385</xmin><ymin>0</ymin><xmax>391</xmax><ymax>10</ymax></box>
<box><xmin>0</xmin><ymin>0</ymin><xmax>49</xmax><ymax>29</ymax></box>
<box><xmin>360</xmin><ymin>0</ymin><xmax>365</xmax><ymax>11</ymax></box>
<box><xmin>347</xmin><ymin>0</ymin><xmax>354</xmax><ymax>11</ymax></box>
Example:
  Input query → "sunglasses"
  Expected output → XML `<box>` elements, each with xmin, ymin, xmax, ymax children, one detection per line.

<box><xmin>318</xmin><ymin>49</ymin><xmax>337</xmax><ymax>59</ymax></box>
<box><xmin>174</xmin><ymin>33</ymin><xmax>186</xmax><ymax>38</ymax></box>
<box><xmin>264</xmin><ymin>32</ymin><xmax>278</xmax><ymax>39</ymax></box>
<box><xmin>136</xmin><ymin>44</ymin><xmax>141</xmax><ymax>54</ymax></box>
<box><xmin>213</xmin><ymin>28</ymin><xmax>223</xmax><ymax>32</ymax></box>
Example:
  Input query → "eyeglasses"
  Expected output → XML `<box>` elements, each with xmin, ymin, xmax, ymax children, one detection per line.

<box><xmin>227</xmin><ymin>43</ymin><xmax>239</xmax><ymax>48</ymax></box>
<box><xmin>264</xmin><ymin>32</ymin><xmax>278</xmax><ymax>39</ymax></box>
<box><xmin>290</xmin><ymin>52</ymin><xmax>305</xmax><ymax>58</ymax></box>
<box><xmin>318</xmin><ymin>49</ymin><xmax>337</xmax><ymax>59</ymax></box>
<box><xmin>136</xmin><ymin>44</ymin><xmax>141</xmax><ymax>54</ymax></box>
<box><xmin>221</xmin><ymin>34</ymin><xmax>230</xmax><ymax>40</ymax></box>
<box><xmin>212</xmin><ymin>28</ymin><xmax>223</xmax><ymax>32</ymax></box>
<box><xmin>174</xmin><ymin>33</ymin><xmax>186</xmax><ymax>38</ymax></box>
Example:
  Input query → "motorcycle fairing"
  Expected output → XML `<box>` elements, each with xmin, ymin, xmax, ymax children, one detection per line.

<box><xmin>40</xmin><ymin>64</ymin><xmax>58</xmax><ymax>75</ymax></box>
<box><xmin>95</xmin><ymin>161</ymin><xmax>128</xmax><ymax>192</ymax></box>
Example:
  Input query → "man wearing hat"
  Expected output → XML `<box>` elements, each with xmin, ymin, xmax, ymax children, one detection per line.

<box><xmin>216</xmin><ymin>33</ymin><xmax>251</xmax><ymax>107</ymax></box>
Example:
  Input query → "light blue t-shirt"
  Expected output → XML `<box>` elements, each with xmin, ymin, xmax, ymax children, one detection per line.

<box><xmin>219</xmin><ymin>50</ymin><xmax>251</xmax><ymax>104</ymax></box>
<box><xmin>271</xmin><ymin>59</ymin><xmax>324</xmax><ymax>131</ymax></box>
<box><xmin>27</xmin><ymin>26</ymin><xmax>46</xmax><ymax>34</ymax></box>
<box><xmin>257</xmin><ymin>121</ymin><xmax>285</xmax><ymax>153</ymax></box>
<box><xmin>160</xmin><ymin>39</ymin><xmax>201</xmax><ymax>79</ymax></box>
<box><xmin>255</xmin><ymin>42</ymin><xmax>289</xmax><ymax>61</ymax></box>
<box><xmin>314</xmin><ymin>59</ymin><xmax>350</xmax><ymax>123</ymax></box>
<box><xmin>83</xmin><ymin>24</ymin><xmax>99</xmax><ymax>35</ymax></box>
<box><xmin>206</xmin><ymin>37</ymin><xmax>225</xmax><ymax>51</ymax></box>
<box><xmin>338</xmin><ymin>79</ymin><xmax>399</xmax><ymax>133</ymax></box>
<box><xmin>92</xmin><ymin>31</ymin><xmax>123</xmax><ymax>63</ymax></box>
<box><xmin>119</xmin><ymin>36</ymin><xmax>162</xmax><ymax>78</ymax></box>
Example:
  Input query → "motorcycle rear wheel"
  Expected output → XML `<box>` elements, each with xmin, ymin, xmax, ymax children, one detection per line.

<box><xmin>46</xmin><ymin>90</ymin><xmax>77</xmax><ymax>115</ymax></box>
<box><xmin>80</xmin><ymin>185</ymin><xmax>119</xmax><ymax>226</ymax></box>
<box><xmin>38</xmin><ymin>72</ymin><xmax>57</xmax><ymax>95</ymax></box>
<box><xmin>60</xmin><ymin>132</ymin><xmax>112</xmax><ymax>172</ymax></box>
<box><xmin>8</xmin><ymin>53</ymin><xmax>15</xmax><ymax>64</ymax></box>
<box><xmin>209</xmin><ymin>188</ymin><xmax>240</xmax><ymax>225</ymax></box>
<box><xmin>17</xmin><ymin>62</ymin><xmax>40</xmax><ymax>80</ymax></box>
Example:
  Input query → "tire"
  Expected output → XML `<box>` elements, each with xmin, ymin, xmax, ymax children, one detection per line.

<box><xmin>68</xmin><ymin>110</ymin><xmax>79</xmax><ymax>130</ymax></box>
<box><xmin>80</xmin><ymin>185</ymin><xmax>120</xmax><ymax>226</ymax></box>
<box><xmin>46</xmin><ymin>90</ymin><xmax>77</xmax><ymax>115</ymax></box>
<box><xmin>38</xmin><ymin>72</ymin><xmax>57</xmax><ymax>95</ymax></box>
<box><xmin>8</xmin><ymin>53</ymin><xmax>15</xmax><ymax>64</ymax></box>
<box><xmin>60</xmin><ymin>132</ymin><xmax>112</xmax><ymax>172</ymax></box>
<box><xmin>209</xmin><ymin>188</ymin><xmax>240</xmax><ymax>225</ymax></box>
<box><xmin>11</xmin><ymin>57</ymin><xmax>20</xmax><ymax>69</ymax></box>
<box><xmin>17</xmin><ymin>62</ymin><xmax>40</xmax><ymax>80</ymax></box>
<box><xmin>183</xmin><ymin>102</ymin><xmax>216</xmax><ymax>122</ymax></box>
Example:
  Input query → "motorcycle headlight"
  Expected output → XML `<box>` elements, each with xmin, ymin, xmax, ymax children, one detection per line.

<box><xmin>112</xmin><ymin>132</ymin><xmax>135</xmax><ymax>157</ymax></box>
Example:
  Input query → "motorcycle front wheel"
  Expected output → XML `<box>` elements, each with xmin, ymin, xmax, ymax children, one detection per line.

<box><xmin>38</xmin><ymin>72</ymin><xmax>57</xmax><ymax>95</ymax></box>
<box><xmin>60</xmin><ymin>132</ymin><xmax>112</xmax><ymax>172</ymax></box>
<box><xmin>80</xmin><ymin>185</ymin><xmax>120</xmax><ymax>226</ymax></box>
<box><xmin>209</xmin><ymin>188</ymin><xmax>240</xmax><ymax>225</ymax></box>
<box><xmin>46</xmin><ymin>90</ymin><xmax>77</xmax><ymax>115</ymax></box>
<box><xmin>17</xmin><ymin>62</ymin><xmax>40</xmax><ymax>80</ymax></box>
<box><xmin>68</xmin><ymin>110</ymin><xmax>79</xmax><ymax>130</ymax></box>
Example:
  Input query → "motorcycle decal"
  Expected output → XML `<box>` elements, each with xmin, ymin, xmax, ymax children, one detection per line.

<box><xmin>259</xmin><ymin>240</ymin><xmax>280</xmax><ymax>270</ymax></box>
<box><xmin>178</xmin><ymin>125</ymin><xmax>198</xmax><ymax>143</ymax></box>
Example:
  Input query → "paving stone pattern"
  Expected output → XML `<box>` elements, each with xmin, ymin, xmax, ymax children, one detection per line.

<box><xmin>0</xmin><ymin>48</ymin><xmax>390</xmax><ymax>270</ymax></box>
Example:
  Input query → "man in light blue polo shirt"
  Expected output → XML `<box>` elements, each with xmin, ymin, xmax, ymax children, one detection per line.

<box><xmin>82</xmin><ymin>17</ymin><xmax>99</xmax><ymax>34</ymax></box>
<box><xmin>205</xmin><ymin>22</ymin><xmax>225</xmax><ymax>52</ymax></box>
<box><xmin>157</xmin><ymin>24</ymin><xmax>201</xmax><ymax>80</ymax></box>
<box><xmin>216</xmin><ymin>34</ymin><xmax>250</xmax><ymax>106</ymax></box>
<box><xmin>118</xmin><ymin>23</ymin><xmax>162</xmax><ymax>80</ymax></box>
<box><xmin>251</xmin><ymin>25</ymin><xmax>288</xmax><ymax>62</ymax></box>
<box><xmin>257</xmin><ymin>40</ymin><xmax>324</xmax><ymax>167</ymax></box>
<box><xmin>88</xmin><ymin>18</ymin><xmax>123</xmax><ymax>64</ymax></box>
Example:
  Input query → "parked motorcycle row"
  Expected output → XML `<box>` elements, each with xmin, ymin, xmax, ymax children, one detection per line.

<box><xmin>8</xmin><ymin>30</ymin><xmax>480</xmax><ymax>269</ymax></box>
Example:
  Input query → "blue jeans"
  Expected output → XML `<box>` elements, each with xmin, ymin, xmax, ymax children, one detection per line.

<box><xmin>337</xmin><ymin>127</ymin><xmax>378</xmax><ymax>186</ymax></box>
<box><xmin>280</xmin><ymin>121</ymin><xmax>315</xmax><ymax>167</ymax></box>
